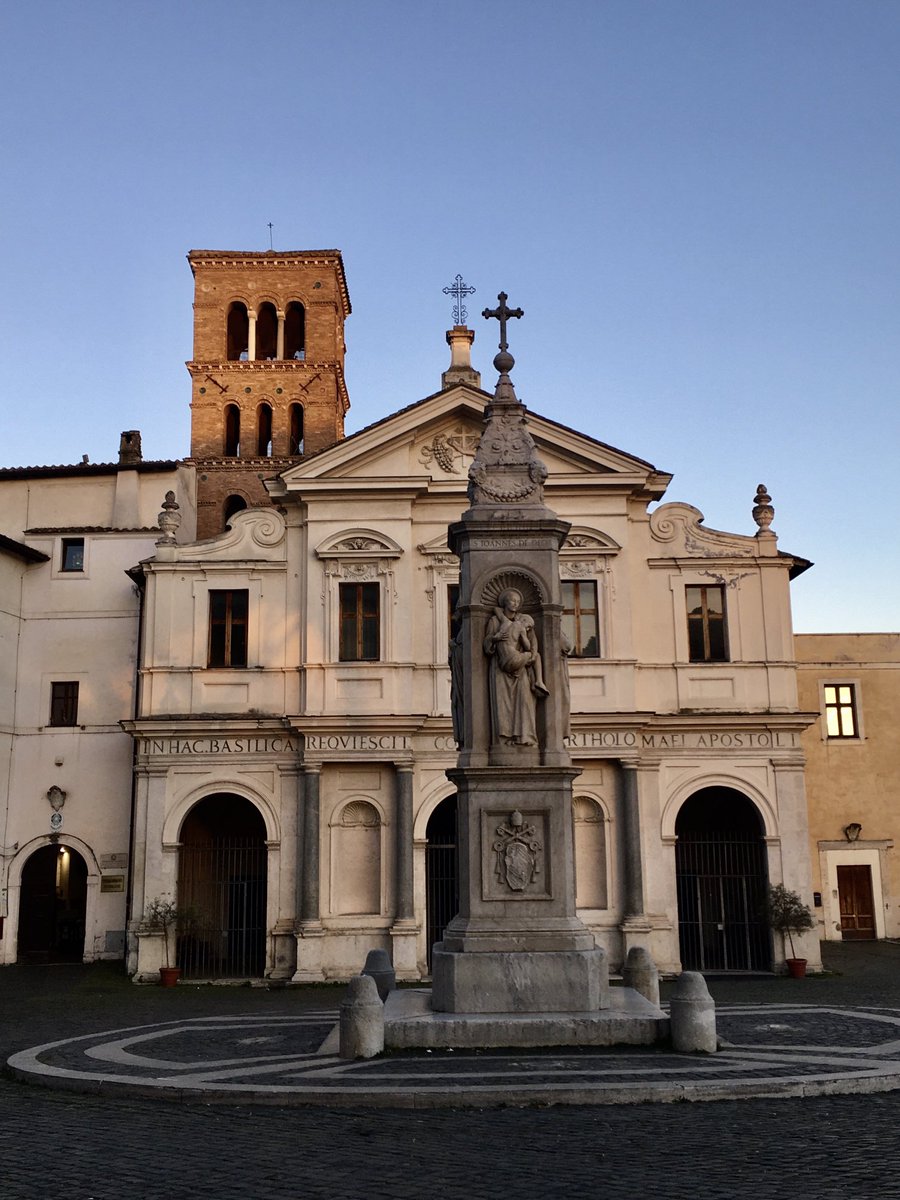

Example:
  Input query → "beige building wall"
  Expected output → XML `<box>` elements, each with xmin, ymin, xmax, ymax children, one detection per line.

<box><xmin>796</xmin><ymin>633</ymin><xmax>900</xmax><ymax>941</ymax></box>
<box><xmin>0</xmin><ymin>455</ymin><xmax>195</xmax><ymax>964</ymax></box>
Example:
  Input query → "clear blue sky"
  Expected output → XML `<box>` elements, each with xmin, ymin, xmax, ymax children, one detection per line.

<box><xmin>1</xmin><ymin>1</ymin><xmax>898</xmax><ymax>632</ymax></box>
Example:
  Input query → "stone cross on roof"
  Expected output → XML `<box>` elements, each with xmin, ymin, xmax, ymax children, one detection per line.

<box><xmin>482</xmin><ymin>292</ymin><xmax>523</xmax><ymax>373</ymax></box>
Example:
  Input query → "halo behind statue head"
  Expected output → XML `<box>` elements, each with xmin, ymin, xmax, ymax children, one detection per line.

<box><xmin>481</xmin><ymin>571</ymin><xmax>543</xmax><ymax>610</ymax></box>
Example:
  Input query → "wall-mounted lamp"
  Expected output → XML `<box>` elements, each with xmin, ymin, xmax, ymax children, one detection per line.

<box><xmin>843</xmin><ymin>822</ymin><xmax>862</xmax><ymax>843</ymax></box>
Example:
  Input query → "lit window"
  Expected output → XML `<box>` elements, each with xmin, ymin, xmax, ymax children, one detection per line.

<box><xmin>339</xmin><ymin>582</ymin><xmax>380</xmax><ymax>661</ymax></box>
<box><xmin>562</xmin><ymin>580</ymin><xmax>600</xmax><ymax>657</ymax></box>
<box><xmin>50</xmin><ymin>681</ymin><xmax>79</xmax><ymax>726</ymax></box>
<box><xmin>686</xmin><ymin>585</ymin><xmax>728</xmax><ymax>662</ymax></box>
<box><xmin>61</xmin><ymin>538</ymin><xmax>84</xmax><ymax>572</ymax></box>
<box><xmin>208</xmin><ymin>590</ymin><xmax>249</xmax><ymax>667</ymax></box>
<box><xmin>824</xmin><ymin>685</ymin><xmax>858</xmax><ymax>738</ymax></box>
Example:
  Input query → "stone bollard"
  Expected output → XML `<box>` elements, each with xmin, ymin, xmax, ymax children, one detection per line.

<box><xmin>339</xmin><ymin>974</ymin><xmax>385</xmax><ymax>1060</ymax></box>
<box><xmin>622</xmin><ymin>946</ymin><xmax>660</xmax><ymax>1007</ymax></box>
<box><xmin>361</xmin><ymin>948</ymin><xmax>396</xmax><ymax>1001</ymax></box>
<box><xmin>669</xmin><ymin>971</ymin><xmax>717</xmax><ymax>1053</ymax></box>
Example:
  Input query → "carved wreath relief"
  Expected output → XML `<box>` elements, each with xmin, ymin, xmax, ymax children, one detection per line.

<box><xmin>493</xmin><ymin>809</ymin><xmax>542</xmax><ymax>892</ymax></box>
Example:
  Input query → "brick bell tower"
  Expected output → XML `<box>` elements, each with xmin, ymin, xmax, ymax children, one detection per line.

<box><xmin>187</xmin><ymin>250</ymin><xmax>351</xmax><ymax>538</ymax></box>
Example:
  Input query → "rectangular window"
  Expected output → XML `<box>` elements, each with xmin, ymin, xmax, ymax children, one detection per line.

<box><xmin>208</xmin><ymin>590</ymin><xmax>249</xmax><ymax>667</ymax></box>
<box><xmin>562</xmin><ymin>580</ymin><xmax>600</xmax><ymax>657</ymax></box>
<box><xmin>686</xmin><ymin>584</ymin><xmax>728</xmax><ymax>662</ymax></box>
<box><xmin>339</xmin><ymin>582</ymin><xmax>380</xmax><ymax>661</ymax></box>
<box><xmin>824</xmin><ymin>684</ymin><xmax>858</xmax><ymax>738</ymax></box>
<box><xmin>61</xmin><ymin>538</ymin><xmax>84</xmax><ymax>572</ymax></box>
<box><xmin>50</xmin><ymin>681</ymin><xmax>79</xmax><ymax>726</ymax></box>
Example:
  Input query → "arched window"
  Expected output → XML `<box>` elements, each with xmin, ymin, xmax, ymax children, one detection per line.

<box><xmin>284</xmin><ymin>301</ymin><xmax>305</xmax><ymax>360</ymax></box>
<box><xmin>289</xmin><ymin>403</ymin><xmax>304</xmax><ymax>455</ymax></box>
<box><xmin>256</xmin><ymin>302</ymin><xmax>277</xmax><ymax>360</ymax></box>
<box><xmin>224</xmin><ymin>495</ymin><xmax>247</xmax><ymax>527</ymax></box>
<box><xmin>257</xmin><ymin>403</ymin><xmax>273</xmax><ymax>456</ymax></box>
<box><xmin>224</xmin><ymin>405</ymin><xmax>241</xmax><ymax>456</ymax></box>
<box><xmin>226</xmin><ymin>302</ymin><xmax>249</xmax><ymax>361</ymax></box>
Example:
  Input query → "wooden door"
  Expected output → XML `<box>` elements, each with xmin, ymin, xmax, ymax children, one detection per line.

<box><xmin>837</xmin><ymin>864</ymin><xmax>876</xmax><ymax>940</ymax></box>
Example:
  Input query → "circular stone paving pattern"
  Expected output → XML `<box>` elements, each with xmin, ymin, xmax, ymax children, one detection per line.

<box><xmin>8</xmin><ymin>1004</ymin><xmax>900</xmax><ymax>1108</ymax></box>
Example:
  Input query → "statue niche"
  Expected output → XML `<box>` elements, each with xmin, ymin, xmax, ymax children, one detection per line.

<box><xmin>481</xmin><ymin>575</ymin><xmax>548</xmax><ymax>748</ymax></box>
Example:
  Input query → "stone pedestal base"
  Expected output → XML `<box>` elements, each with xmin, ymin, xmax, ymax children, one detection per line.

<box><xmin>431</xmin><ymin>945</ymin><xmax>609</xmax><ymax>1013</ymax></box>
<box><xmin>389</xmin><ymin>923</ymin><xmax>421</xmax><ymax>982</ymax></box>
<box><xmin>384</xmin><ymin>986</ymin><xmax>667</xmax><ymax>1050</ymax></box>
<box><xmin>292</xmin><ymin>925</ymin><xmax>326</xmax><ymax>983</ymax></box>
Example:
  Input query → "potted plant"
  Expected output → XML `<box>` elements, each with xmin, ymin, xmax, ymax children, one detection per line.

<box><xmin>765</xmin><ymin>883</ymin><xmax>817</xmax><ymax>978</ymax></box>
<box><xmin>142</xmin><ymin>895</ymin><xmax>191</xmax><ymax>986</ymax></box>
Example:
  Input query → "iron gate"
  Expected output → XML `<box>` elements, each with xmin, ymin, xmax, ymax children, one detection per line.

<box><xmin>177</xmin><ymin>838</ymin><xmax>266</xmax><ymax>979</ymax></box>
<box><xmin>425</xmin><ymin>797</ymin><xmax>458</xmax><ymax>971</ymax></box>
<box><xmin>676</xmin><ymin>829</ymin><xmax>770</xmax><ymax>971</ymax></box>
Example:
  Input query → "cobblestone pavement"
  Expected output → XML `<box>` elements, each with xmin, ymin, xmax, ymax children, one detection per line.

<box><xmin>2</xmin><ymin>942</ymin><xmax>899</xmax><ymax>1198</ymax></box>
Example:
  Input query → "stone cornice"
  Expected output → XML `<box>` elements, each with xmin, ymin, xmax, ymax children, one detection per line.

<box><xmin>187</xmin><ymin>250</ymin><xmax>351</xmax><ymax>316</ymax></box>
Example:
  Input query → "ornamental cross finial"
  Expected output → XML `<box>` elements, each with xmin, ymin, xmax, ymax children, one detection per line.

<box><xmin>482</xmin><ymin>291</ymin><xmax>523</xmax><ymax>354</ymax></box>
<box><xmin>443</xmin><ymin>274</ymin><xmax>476</xmax><ymax>325</ymax></box>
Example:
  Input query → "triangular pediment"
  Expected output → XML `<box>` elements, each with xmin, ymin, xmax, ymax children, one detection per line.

<box><xmin>270</xmin><ymin>384</ymin><xmax>671</xmax><ymax>499</ymax></box>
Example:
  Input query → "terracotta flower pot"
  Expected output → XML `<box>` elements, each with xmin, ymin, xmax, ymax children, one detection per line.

<box><xmin>785</xmin><ymin>958</ymin><xmax>807</xmax><ymax>979</ymax></box>
<box><xmin>159</xmin><ymin>966</ymin><xmax>182</xmax><ymax>987</ymax></box>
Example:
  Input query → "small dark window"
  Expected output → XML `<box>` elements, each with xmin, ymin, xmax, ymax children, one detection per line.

<box><xmin>289</xmin><ymin>404</ymin><xmax>304</xmax><ymax>455</ymax></box>
<box><xmin>824</xmin><ymin>684</ymin><xmax>858</xmax><ymax>738</ymax></box>
<box><xmin>226</xmin><ymin>302</ymin><xmax>249</xmax><ymax>361</ymax></box>
<box><xmin>208</xmin><ymin>590</ymin><xmax>249</xmax><ymax>667</ymax></box>
<box><xmin>284</xmin><ymin>302</ymin><xmax>306</xmax><ymax>360</ymax></box>
<box><xmin>686</xmin><ymin>585</ymin><xmax>728</xmax><ymax>662</ymax></box>
<box><xmin>61</xmin><ymin>538</ymin><xmax>84</xmax><ymax>572</ymax></box>
<box><xmin>50</xmin><ymin>681</ymin><xmax>79</xmax><ymax>726</ymax></box>
<box><xmin>224</xmin><ymin>404</ymin><xmax>241</xmax><ymax>456</ymax></box>
<box><xmin>339</xmin><ymin>582</ymin><xmax>380</xmax><ymax>661</ymax></box>
<box><xmin>256</xmin><ymin>302</ymin><xmax>278</xmax><ymax>361</ymax></box>
<box><xmin>562</xmin><ymin>580</ymin><xmax>600</xmax><ymax>657</ymax></box>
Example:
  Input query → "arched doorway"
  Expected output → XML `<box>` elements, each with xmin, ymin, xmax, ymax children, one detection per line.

<box><xmin>17</xmin><ymin>844</ymin><xmax>87</xmax><ymax>962</ymax></box>
<box><xmin>675</xmin><ymin>787</ymin><xmax>770</xmax><ymax>972</ymax></box>
<box><xmin>177</xmin><ymin>794</ymin><xmax>267</xmax><ymax>979</ymax></box>
<box><xmin>425</xmin><ymin>795</ymin><xmax>458</xmax><ymax>972</ymax></box>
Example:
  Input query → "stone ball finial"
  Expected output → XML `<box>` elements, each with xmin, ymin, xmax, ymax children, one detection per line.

<box><xmin>752</xmin><ymin>483</ymin><xmax>775</xmax><ymax>533</ymax></box>
<box><xmin>493</xmin><ymin>349</ymin><xmax>515</xmax><ymax>374</ymax></box>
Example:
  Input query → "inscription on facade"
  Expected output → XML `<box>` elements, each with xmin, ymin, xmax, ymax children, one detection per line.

<box><xmin>146</xmin><ymin>737</ymin><xmax>298</xmax><ymax>755</ymax></box>
<box><xmin>567</xmin><ymin>729</ymin><xmax>797</xmax><ymax>750</ymax></box>
<box><xmin>304</xmin><ymin>734</ymin><xmax>411</xmax><ymax>752</ymax></box>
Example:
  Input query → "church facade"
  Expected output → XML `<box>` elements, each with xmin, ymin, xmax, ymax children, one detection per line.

<box><xmin>2</xmin><ymin>249</ymin><xmax>827</xmax><ymax>980</ymax></box>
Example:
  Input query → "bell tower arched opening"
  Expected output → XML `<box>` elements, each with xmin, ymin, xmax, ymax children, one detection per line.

<box><xmin>224</xmin><ymin>404</ymin><xmax>241</xmax><ymax>456</ymax></box>
<box><xmin>256</xmin><ymin>403</ymin><xmax>273</xmax><ymax>456</ymax></box>
<box><xmin>177</xmin><ymin>793</ymin><xmax>267</xmax><ymax>979</ymax></box>
<box><xmin>284</xmin><ymin>301</ymin><xmax>306</xmax><ymax>359</ymax></box>
<box><xmin>675</xmin><ymin>787</ymin><xmax>770</xmax><ymax>972</ymax></box>
<box><xmin>256</xmin><ymin>302</ymin><xmax>277</xmax><ymax>360</ymax></box>
<box><xmin>226</xmin><ymin>302</ymin><xmax>249</xmax><ymax>361</ymax></box>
